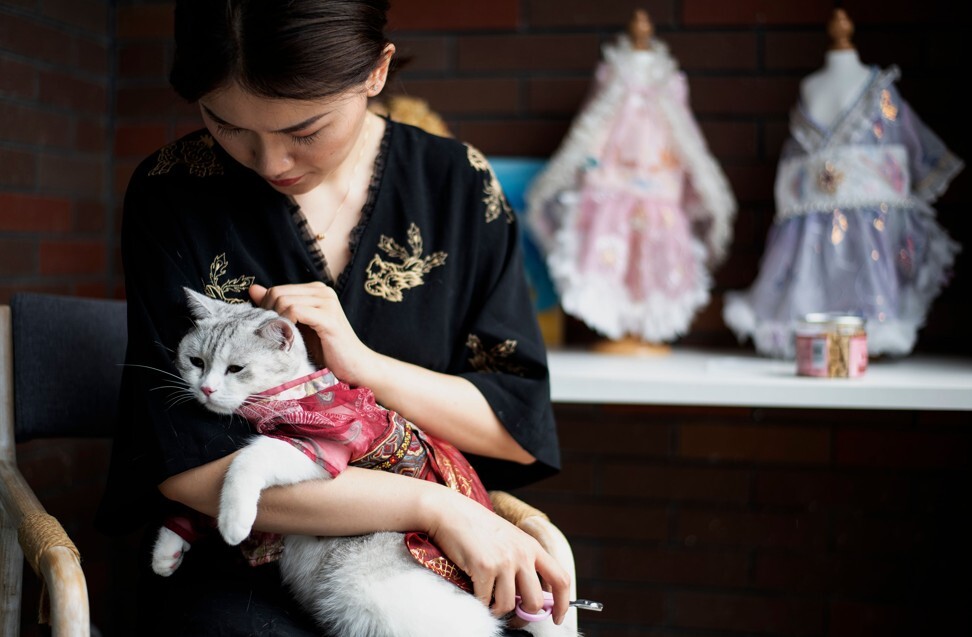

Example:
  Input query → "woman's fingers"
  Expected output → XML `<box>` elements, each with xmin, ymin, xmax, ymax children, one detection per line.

<box><xmin>534</xmin><ymin>549</ymin><xmax>571</xmax><ymax>625</ymax></box>
<box><xmin>491</xmin><ymin>569</ymin><xmax>517</xmax><ymax>618</ymax></box>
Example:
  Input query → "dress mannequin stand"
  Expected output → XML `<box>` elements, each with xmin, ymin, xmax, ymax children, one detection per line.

<box><xmin>592</xmin><ymin>9</ymin><xmax>671</xmax><ymax>357</ymax></box>
<box><xmin>799</xmin><ymin>9</ymin><xmax>871</xmax><ymax>128</ymax></box>
<box><xmin>721</xmin><ymin>8</ymin><xmax>964</xmax><ymax>359</ymax></box>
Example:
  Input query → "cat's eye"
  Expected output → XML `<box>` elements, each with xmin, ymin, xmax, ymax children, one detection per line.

<box><xmin>226</xmin><ymin>365</ymin><xmax>244</xmax><ymax>374</ymax></box>
<box><xmin>189</xmin><ymin>357</ymin><xmax>204</xmax><ymax>369</ymax></box>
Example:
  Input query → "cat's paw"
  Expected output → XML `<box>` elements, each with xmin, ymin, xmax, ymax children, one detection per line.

<box><xmin>218</xmin><ymin>499</ymin><xmax>258</xmax><ymax>546</ymax></box>
<box><xmin>151</xmin><ymin>527</ymin><xmax>190</xmax><ymax>577</ymax></box>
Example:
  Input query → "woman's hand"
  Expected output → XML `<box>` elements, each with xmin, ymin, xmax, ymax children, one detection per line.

<box><xmin>249</xmin><ymin>282</ymin><xmax>380</xmax><ymax>386</ymax></box>
<box><xmin>423</xmin><ymin>488</ymin><xmax>571</xmax><ymax>625</ymax></box>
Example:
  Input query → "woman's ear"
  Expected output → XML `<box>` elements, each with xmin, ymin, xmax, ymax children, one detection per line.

<box><xmin>367</xmin><ymin>43</ymin><xmax>396</xmax><ymax>97</ymax></box>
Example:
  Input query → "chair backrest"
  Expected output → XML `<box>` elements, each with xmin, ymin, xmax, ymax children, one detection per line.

<box><xmin>9</xmin><ymin>293</ymin><xmax>127</xmax><ymax>443</ymax></box>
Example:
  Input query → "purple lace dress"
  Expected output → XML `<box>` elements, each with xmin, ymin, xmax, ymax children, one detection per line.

<box><xmin>723</xmin><ymin>66</ymin><xmax>963</xmax><ymax>358</ymax></box>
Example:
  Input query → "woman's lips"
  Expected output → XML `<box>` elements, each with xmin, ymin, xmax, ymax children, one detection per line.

<box><xmin>268</xmin><ymin>175</ymin><xmax>302</xmax><ymax>187</ymax></box>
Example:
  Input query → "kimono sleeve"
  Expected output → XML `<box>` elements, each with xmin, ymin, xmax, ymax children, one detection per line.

<box><xmin>455</xmin><ymin>153</ymin><xmax>561</xmax><ymax>490</ymax></box>
<box><xmin>889</xmin><ymin>85</ymin><xmax>964</xmax><ymax>203</ymax></box>
<box><xmin>96</xmin><ymin>165</ymin><xmax>252</xmax><ymax>534</ymax></box>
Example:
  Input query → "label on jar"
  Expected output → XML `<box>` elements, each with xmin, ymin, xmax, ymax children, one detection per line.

<box><xmin>796</xmin><ymin>333</ymin><xmax>830</xmax><ymax>377</ymax></box>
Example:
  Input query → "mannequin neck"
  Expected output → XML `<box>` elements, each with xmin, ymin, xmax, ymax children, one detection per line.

<box><xmin>823</xmin><ymin>48</ymin><xmax>865</xmax><ymax>73</ymax></box>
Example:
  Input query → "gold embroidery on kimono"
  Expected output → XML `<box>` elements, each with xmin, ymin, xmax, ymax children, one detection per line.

<box><xmin>880</xmin><ymin>90</ymin><xmax>898</xmax><ymax>121</ymax></box>
<box><xmin>364</xmin><ymin>223</ymin><xmax>447</xmax><ymax>302</ymax></box>
<box><xmin>204</xmin><ymin>253</ymin><xmax>255</xmax><ymax>303</ymax></box>
<box><xmin>465</xmin><ymin>144</ymin><xmax>513</xmax><ymax>224</ymax></box>
<box><xmin>149</xmin><ymin>134</ymin><xmax>224</xmax><ymax>177</ymax></box>
<box><xmin>466</xmin><ymin>334</ymin><xmax>525</xmax><ymax>375</ymax></box>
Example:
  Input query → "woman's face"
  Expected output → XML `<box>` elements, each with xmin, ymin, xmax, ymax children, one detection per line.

<box><xmin>198</xmin><ymin>82</ymin><xmax>370</xmax><ymax>196</ymax></box>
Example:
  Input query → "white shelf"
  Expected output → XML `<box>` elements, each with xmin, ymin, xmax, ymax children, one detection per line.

<box><xmin>546</xmin><ymin>347</ymin><xmax>972</xmax><ymax>411</ymax></box>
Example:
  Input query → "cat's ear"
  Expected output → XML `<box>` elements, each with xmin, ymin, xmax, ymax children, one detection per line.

<box><xmin>183</xmin><ymin>287</ymin><xmax>222</xmax><ymax>319</ymax></box>
<box><xmin>256</xmin><ymin>319</ymin><xmax>296</xmax><ymax>352</ymax></box>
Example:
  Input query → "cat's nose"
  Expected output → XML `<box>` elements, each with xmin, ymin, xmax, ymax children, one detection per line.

<box><xmin>201</xmin><ymin>386</ymin><xmax>215</xmax><ymax>397</ymax></box>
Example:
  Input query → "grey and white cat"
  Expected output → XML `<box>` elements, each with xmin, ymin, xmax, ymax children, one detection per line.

<box><xmin>150</xmin><ymin>288</ymin><xmax>572</xmax><ymax>637</ymax></box>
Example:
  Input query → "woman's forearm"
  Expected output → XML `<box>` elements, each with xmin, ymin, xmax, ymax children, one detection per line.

<box><xmin>361</xmin><ymin>353</ymin><xmax>534</xmax><ymax>464</ymax></box>
<box><xmin>161</xmin><ymin>459</ymin><xmax>457</xmax><ymax>537</ymax></box>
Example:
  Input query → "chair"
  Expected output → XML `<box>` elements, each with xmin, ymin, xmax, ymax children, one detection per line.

<box><xmin>0</xmin><ymin>292</ymin><xmax>578</xmax><ymax>636</ymax></box>
<box><xmin>0</xmin><ymin>293</ymin><xmax>127</xmax><ymax>637</ymax></box>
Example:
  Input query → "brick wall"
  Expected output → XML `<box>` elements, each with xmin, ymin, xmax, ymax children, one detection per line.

<box><xmin>0</xmin><ymin>0</ymin><xmax>114</xmax><ymax>300</ymax></box>
<box><xmin>3</xmin><ymin>1</ymin><xmax>970</xmax><ymax>636</ymax></box>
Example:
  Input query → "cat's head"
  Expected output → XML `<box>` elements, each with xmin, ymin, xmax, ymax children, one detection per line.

<box><xmin>175</xmin><ymin>287</ymin><xmax>313</xmax><ymax>414</ymax></box>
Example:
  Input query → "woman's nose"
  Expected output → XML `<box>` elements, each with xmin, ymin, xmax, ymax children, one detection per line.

<box><xmin>252</xmin><ymin>138</ymin><xmax>293</xmax><ymax>176</ymax></box>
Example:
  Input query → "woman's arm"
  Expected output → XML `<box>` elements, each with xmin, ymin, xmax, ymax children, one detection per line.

<box><xmin>248</xmin><ymin>282</ymin><xmax>534</xmax><ymax>464</ymax></box>
<box><xmin>159</xmin><ymin>459</ymin><xmax>570</xmax><ymax>623</ymax></box>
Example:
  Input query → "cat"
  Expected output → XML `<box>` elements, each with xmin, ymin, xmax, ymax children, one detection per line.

<box><xmin>150</xmin><ymin>287</ymin><xmax>572</xmax><ymax>637</ymax></box>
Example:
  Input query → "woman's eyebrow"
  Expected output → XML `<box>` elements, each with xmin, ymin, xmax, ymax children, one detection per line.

<box><xmin>200</xmin><ymin>104</ymin><xmax>326</xmax><ymax>134</ymax></box>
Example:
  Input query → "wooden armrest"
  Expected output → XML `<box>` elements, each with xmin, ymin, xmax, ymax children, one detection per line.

<box><xmin>0</xmin><ymin>460</ymin><xmax>90</xmax><ymax>637</ymax></box>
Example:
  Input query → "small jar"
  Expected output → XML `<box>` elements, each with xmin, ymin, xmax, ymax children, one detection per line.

<box><xmin>795</xmin><ymin>313</ymin><xmax>867</xmax><ymax>378</ymax></box>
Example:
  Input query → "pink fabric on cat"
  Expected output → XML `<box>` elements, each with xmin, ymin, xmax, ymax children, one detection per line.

<box><xmin>235</xmin><ymin>369</ymin><xmax>493</xmax><ymax>591</ymax></box>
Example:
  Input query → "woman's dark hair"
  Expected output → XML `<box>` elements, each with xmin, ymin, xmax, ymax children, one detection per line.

<box><xmin>170</xmin><ymin>0</ymin><xmax>392</xmax><ymax>102</ymax></box>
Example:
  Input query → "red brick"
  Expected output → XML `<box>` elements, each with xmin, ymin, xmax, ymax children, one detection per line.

<box><xmin>0</xmin><ymin>102</ymin><xmax>73</xmax><ymax>148</ymax></box>
<box><xmin>842</xmin><ymin>0</ymin><xmax>959</xmax><ymax>24</ymax></box>
<box><xmin>0</xmin><ymin>148</ymin><xmax>36</xmax><ymax>188</ymax></box>
<box><xmin>77</xmin><ymin>37</ymin><xmax>109</xmax><ymax>75</ymax></box>
<box><xmin>0</xmin><ymin>13</ymin><xmax>73</xmax><ymax>65</ymax></box>
<box><xmin>526</xmin><ymin>78</ymin><xmax>591</xmax><ymax>116</ymax></box>
<box><xmin>765</xmin><ymin>32</ymin><xmax>828</xmax><ymax>71</ymax></box>
<box><xmin>558</xmin><ymin>417</ymin><xmax>670</xmax><ymax>457</ymax></box>
<box><xmin>753</xmin><ymin>551</ymin><xmax>906</xmax><ymax>597</ymax></box>
<box><xmin>603</xmin><ymin>545</ymin><xmax>749</xmax><ymax>587</ymax></box>
<box><xmin>682</xmin><ymin>0</ymin><xmax>832</xmax><ymax>26</ymax></box>
<box><xmin>0</xmin><ymin>55</ymin><xmax>36</xmax><ymax>98</ymax></box>
<box><xmin>114</xmin><ymin>123</ymin><xmax>169</xmax><ymax>158</ymax></box>
<box><xmin>722</xmin><ymin>163</ymin><xmax>776</xmax><ymax>202</ymax></box>
<box><xmin>42</xmin><ymin>0</ymin><xmax>108</xmax><ymax>35</ymax></box>
<box><xmin>0</xmin><ymin>239</ymin><xmax>36</xmax><ymax>276</ymax></box>
<box><xmin>520</xmin><ymin>459</ymin><xmax>595</xmax><ymax>495</ymax></box>
<box><xmin>117</xmin><ymin>42</ymin><xmax>170</xmax><ymax>78</ymax></box>
<box><xmin>698</xmin><ymin>120</ymin><xmax>757</xmax><ymax>160</ymax></box>
<box><xmin>116</xmin><ymin>4</ymin><xmax>174</xmax><ymax>39</ymax></box>
<box><xmin>458</xmin><ymin>35</ymin><xmax>601</xmax><ymax>73</ymax></box>
<box><xmin>40</xmin><ymin>70</ymin><xmax>108</xmax><ymax>114</ymax></box>
<box><xmin>392</xmin><ymin>37</ymin><xmax>449</xmax><ymax>74</ymax></box>
<box><xmin>388</xmin><ymin>0</ymin><xmax>517</xmax><ymax>31</ymax></box>
<box><xmin>39</xmin><ymin>239</ymin><xmax>106</xmax><ymax>275</ymax></box>
<box><xmin>828</xmin><ymin>600</ymin><xmax>908</xmax><ymax>637</ymax></box>
<box><xmin>74</xmin><ymin>281</ymin><xmax>109</xmax><ymax>298</ymax></box>
<box><xmin>680</xmin><ymin>422</ymin><xmax>830</xmax><ymax>464</ymax></box>
<box><xmin>539</xmin><ymin>501</ymin><xmax>668</xmax><ymax>541</ymax></box>
<box><xmin>671</xmin><ymin>590</ymin><xmax>824</xmax><ymax>635</ymax></box>
<box><xmin>38</xmin><ymin>154</ymin><xmax>106</xmax><ymax>197</ymax></box>
<box><xmin>678</xmin><ymin>509</ymin><xmax>828</xmax><ymax>549</ymax></box>
<box><xmin>528</xmin><ymin>0</ymin><xmax>676</xmax><ymax>29</ymax></box>
<box><xmin>116</xmin><ymin>85</ymin><xmax>197</xmax><ymax>119</ymax></box>
<box><xmin>396</xmin><ymin>78</ymin><xmax>519</xmax><ymax>116</ymax></box>
<box><xmin>0</xmin><ymin>283</ymin><xmax>71</xmax><ymax>304</ymax></box>
<box><xmin>667</xmin><ymin>33</ymin><xmax>758</xmax><ymax>71</ymax></box>
<box><xmin>0</xmin><ymin>193</ymin><xmax>72</xmax><ymax>231</ymax></box>
<box><xmin>76</xmin><ymin>117</ymin><xmax>108</xmax><ymax>153</ymax></box>
<box><xmin>602</xmin><ymin>464</ymin><xmax>750</xmax><ymax>503</ymax></box>
<box><xmin>456</xmin><ymin>119</ymin><xmax>571</xmax><ymax>156</ymax></box>
<box><xmin>581</xmin><ymin>583</ymin><xmax>665</xmax><ymax>627</ymax></box>
<box><xmin>689</xmin><ymin>76</ymin><xmax>800</xmax><ymax>116</ymax></box>
<box><xmin>835</xmin><ymin>429</ymin><xmax>971</xmax><ymax>469</ymax></box>
<box><xmin>75</xmin><ymin>199</ymin><xmax>107</xmax><ymax>233</ymax></box>
<box><xmin>753</xmin><ymin>469</ymin><xmax>911</xmax><ymax>512</ymax></box>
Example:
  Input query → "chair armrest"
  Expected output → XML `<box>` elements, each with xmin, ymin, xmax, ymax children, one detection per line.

<box><xmin>0</xmin><ymin>460</ymin><xmax>90</xmax><ymax>637</ymax></box>
<box><xmin>488</xmin><ymin>490</ymin><xmax>579</xmax><ymax>631</ymax></box>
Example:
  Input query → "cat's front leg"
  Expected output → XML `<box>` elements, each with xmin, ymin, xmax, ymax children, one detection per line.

<box><xmin>219</xmin><ymin>435</ymin><xmax>331</xmax><ymax>546</ymax></box>
<box><xmin>151</xmin><ymin>526</ymin><xmax>190</xmax><ymax>577</ymax></box>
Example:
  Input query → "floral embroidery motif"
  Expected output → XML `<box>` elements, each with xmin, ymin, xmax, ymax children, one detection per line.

<box><xmin>204</xmin><ymin>254</ymin><xmax>255</xmax><ymax>303</ymax></box>
<box><xmin>149</xmin><ymin>134</ymin><xmax>223</xmax><ymax>177</ymax></box>
<box><xmin>364</xmin><ymin>223</ymin><xmax>447</xmax><ymax>302</ymax></box>
<box><xmin>466</xmin><ymin>334</ymin><xmax>525</xmax><ymax>375</ymax></box>
<box><xmin>466</xmin><ymin>144</ymin><xmax>513</xmax><ymax>224</ymax></box>
<box><xmin>880</xmin><ymin>89</ymin><xmax>898</xmax><ymax>121</ymax></box>
<box><xmin>816</xmin><ymin>161</ymin><xmax>844</xmax><ymax>194</ymax></box>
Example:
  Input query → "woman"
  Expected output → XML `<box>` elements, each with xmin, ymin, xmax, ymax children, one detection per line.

<box><xmin>95</xmin><ymin>1</ymin><xmax>567</xmax><ymax>634</ymax></box>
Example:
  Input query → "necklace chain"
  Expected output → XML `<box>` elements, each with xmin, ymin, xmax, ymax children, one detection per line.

<box><xmin>315</xmin><ymin>118</ymin><xmax>372</xmax><ymax>242</ymax></box>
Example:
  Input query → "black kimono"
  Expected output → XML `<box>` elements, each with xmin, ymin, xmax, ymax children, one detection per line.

<box><xmin>97</xmin><ymin>120</ymin><xmax>559</xmax><ymax>636</ymax></box>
